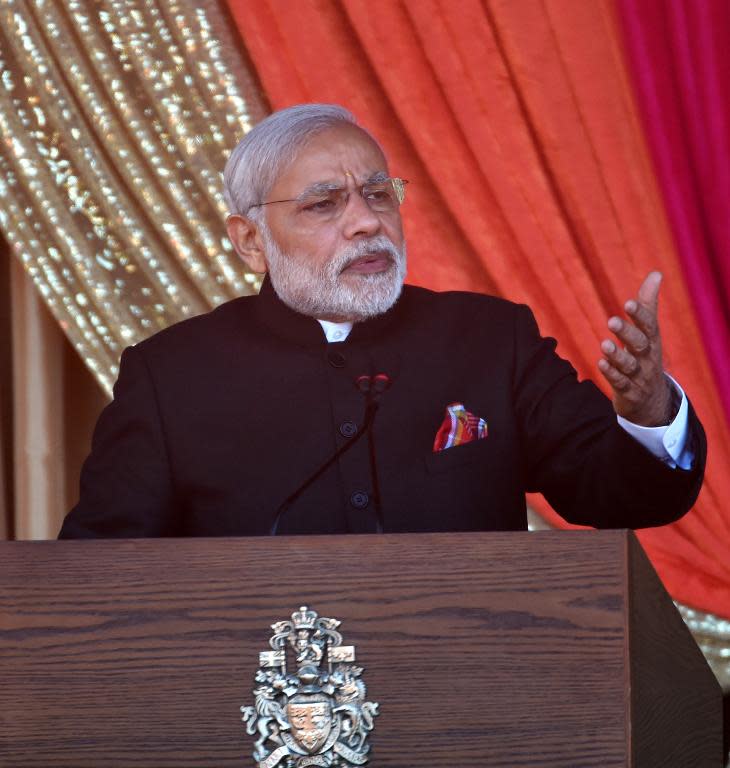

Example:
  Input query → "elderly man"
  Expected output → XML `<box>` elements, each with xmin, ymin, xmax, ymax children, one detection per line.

<box><xmin>59</xmin><ymin>104</ymin><xmax>705</xmax><ymax>538</ymax></box>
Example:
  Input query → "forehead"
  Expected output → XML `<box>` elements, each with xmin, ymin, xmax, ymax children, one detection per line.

<box><xmin>270</xmin><ymin>124</ymin><xmax>388</xmax><ymax>196</ymax></box>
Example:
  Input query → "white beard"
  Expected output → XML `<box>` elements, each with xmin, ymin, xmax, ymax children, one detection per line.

<box><xmin>260</xmin><ymin>225</ymin><xmax>407</xmax><ymax>322</ymax></box>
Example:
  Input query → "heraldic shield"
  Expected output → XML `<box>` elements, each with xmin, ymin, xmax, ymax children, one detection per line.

<box><xmin>241</xmin><ymin>607</ymin><xmax>380</xmax><ymax>768</ymax></box>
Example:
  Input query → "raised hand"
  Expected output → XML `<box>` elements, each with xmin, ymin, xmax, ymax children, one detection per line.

<box><xmin>597</xmin><ymin>271</ymin><xmax>673</xmax><ymax>426</ymax></box>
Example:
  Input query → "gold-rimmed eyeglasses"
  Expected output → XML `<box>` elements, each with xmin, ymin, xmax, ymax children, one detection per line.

<box><xmin>247</xmin><ymin>177</ymin><xmax>408</xmax><ymax>222</ymax></box>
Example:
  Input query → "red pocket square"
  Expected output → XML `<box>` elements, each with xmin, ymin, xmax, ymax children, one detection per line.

<box><xmin>433</xmin><ymin>403</ymin><xmax>488</xmax><ymax>452</ymax></box>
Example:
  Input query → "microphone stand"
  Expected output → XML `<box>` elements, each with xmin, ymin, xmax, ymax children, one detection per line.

<box><xmin>270</xmin><ymin>380</ymin><xmax>382</xmax><ymax>536</ymax></box>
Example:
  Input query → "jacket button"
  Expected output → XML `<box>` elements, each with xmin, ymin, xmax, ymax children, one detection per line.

<box><xmin>350</xmin><ymin>491</ymin><xmax>369</xmax><ymax>509</ymax></box>
<box><xmin>339</xmin><ymin>421</ymin><xmax>357</xmax><ymax>438</ymax></box>
<box><xmin>328</xmin><ymin>350</ymin><xmax>346</xmax><ymax>368</ymax></box>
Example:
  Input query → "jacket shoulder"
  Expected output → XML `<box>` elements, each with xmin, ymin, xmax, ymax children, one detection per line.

<box><xmin>129</xmin><ymin>293</ymin><xmax>258</xmax><ymax>358</ymax></box>
<box><xmin>402</xmin><ymin>283</ymin><xmax>534</xmax><ymax>327</ymax></box>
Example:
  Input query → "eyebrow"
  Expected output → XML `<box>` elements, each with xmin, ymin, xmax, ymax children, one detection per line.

<box><xmin>296</xmin><ymin>172</ymin><xmax>390</xmax><ymax>200</ymax></box>
<box><xmin>296</xmin><ymin>181</ymin><xmax>342</xmax><ymax>200</ymax></box>
<box><xmin>368</xmin><ymin>171</ymin><xmax>389</xmax><ymax>183</ymax></box>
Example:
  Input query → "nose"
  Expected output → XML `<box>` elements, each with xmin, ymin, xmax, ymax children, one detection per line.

<box><xmin>340</xmin><ymin>189</ymin><xmax>382</xmax><ymax>240</ymax></box>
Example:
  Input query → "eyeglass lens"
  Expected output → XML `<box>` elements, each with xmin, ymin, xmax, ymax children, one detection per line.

<box><xmin>298</xmin><ymin>178</ymin><xmax>407</xmax><ymax>220</ymax></box>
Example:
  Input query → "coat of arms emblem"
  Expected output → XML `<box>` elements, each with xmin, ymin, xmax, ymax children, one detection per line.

<box><xmin>241</xmin><ymin>606</ymin><xmax>379</xmax><ymax>767</ymax></box>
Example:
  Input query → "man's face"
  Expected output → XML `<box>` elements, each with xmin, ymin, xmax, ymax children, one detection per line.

<box><xmin>258</xmin><ymin>123</ymin><xmax>407</xmax><ymax>322</ymax></box>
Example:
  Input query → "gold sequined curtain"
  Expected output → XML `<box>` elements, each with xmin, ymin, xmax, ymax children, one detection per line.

<box><xmin>0</xmin><ymin>0</ymin><xmax>267</xmax><ymax>394</ymax></box>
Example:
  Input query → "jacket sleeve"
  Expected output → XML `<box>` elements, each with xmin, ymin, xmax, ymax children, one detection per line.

<box><xmin>511</xmin><ymin>304</ymin><xmax>706</xmax><ymax>528</ymax></box>
<box><xmin>58</xmin><ymin>345</ymin><xmax>178</xmax><ymax>538</ymax></box>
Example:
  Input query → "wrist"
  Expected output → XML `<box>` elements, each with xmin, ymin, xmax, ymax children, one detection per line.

<box><xmin>617</xmin><ymin>377</ymin><xmax>676</xmax><ymax>427</ymax></box>
<box><xmin>663</xmin><ymin>377</ymin><xmax>681</xmax><ymax>423</ymax></box>
<box><xmin>642</xmin><ymin>378</ymin><xmax>676</xmax><ymax>427</ymax></box>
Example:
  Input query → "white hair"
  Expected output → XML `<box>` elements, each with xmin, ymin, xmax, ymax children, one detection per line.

<box><xmin>224</xmin><ymin>104</ymin><xmax>376</xmax><ymax>215</ymax></box>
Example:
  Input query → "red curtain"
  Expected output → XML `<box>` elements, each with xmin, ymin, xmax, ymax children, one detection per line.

<box><xmin>225</xmin><ymin>0</ymin><xmax>730</xmax><ymax>616</ymax></box>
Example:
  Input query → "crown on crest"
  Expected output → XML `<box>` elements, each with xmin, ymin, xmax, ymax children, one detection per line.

<box><xmin>291</xmin><ymin>605</ymin><xmax>317</xmax><ymax>630</ymax></box>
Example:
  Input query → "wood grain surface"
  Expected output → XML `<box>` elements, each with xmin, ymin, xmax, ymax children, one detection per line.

<box><xmin>627</xmin><ymin>535</ymin><xmax>722</xmax><ymax>766</ymax></box>
<box><xmin>0</xmin><ymin>530</ymin><xmax>720</xmax><ymax>766</ymax></box>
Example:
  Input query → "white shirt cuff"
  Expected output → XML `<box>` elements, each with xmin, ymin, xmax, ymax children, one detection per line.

<box><xmin>616</xmin><ymin>374</ymin><xmax>693</xmax><ymax>470</ymax></box>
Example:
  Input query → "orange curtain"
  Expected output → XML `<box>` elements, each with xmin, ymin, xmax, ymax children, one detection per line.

<box><xmin>226</xmin><ymin>0</ymin><xmax>730</xmax><ymax>615</ymax></box>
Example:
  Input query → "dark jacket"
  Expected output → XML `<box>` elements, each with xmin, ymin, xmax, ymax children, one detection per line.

<box><xmin>59</xmin><ymin>280</ymin><xmax>706</xmax><ymax>538</ymax></box>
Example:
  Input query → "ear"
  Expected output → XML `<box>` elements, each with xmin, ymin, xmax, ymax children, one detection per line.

<box><xmin>226</xmin><ymin>214</ymin><xmax>268</xmax><ymax>274</ymax></box>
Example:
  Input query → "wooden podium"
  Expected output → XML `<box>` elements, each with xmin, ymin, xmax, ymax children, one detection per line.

<box><xmin>0</xmin><ymin>531</ymin><xmax>721</xmax><ymax>766</ymax></box>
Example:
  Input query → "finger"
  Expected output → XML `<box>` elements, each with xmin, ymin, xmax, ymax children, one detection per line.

<box><xmin>600</xmin><ymin>340</ymin><xmax>639</xmax><ymax>376</ymax></box>
<box><xmin>607</xmin><ymin>316</ymin><xmax>651</xmax><ymax>355</ymax></box>
<box><xmin>624</xmin><ymin>299</ymin><xmax>659</xmax><ymax>339</ymax></box>
<box><xmin>597</xmin><ymin>358</ymin><xmax>632</xmax><ymax>392</ymax></box>
<box><xmin>636</xmin><ymin>270</ymin><xmax>662</xmax><ymax>310</ymax></box>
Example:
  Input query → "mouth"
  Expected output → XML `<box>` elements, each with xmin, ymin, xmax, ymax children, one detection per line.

<box><xmin>341</xmin><ymin>251</ymin><xmax>393</xmax><ymax>275</ymax></box>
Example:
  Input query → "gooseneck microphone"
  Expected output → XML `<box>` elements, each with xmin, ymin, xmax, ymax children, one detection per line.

<box><xmin>270</xmin><ymin>373</ymin><xmax>390</xmax><ymax>536</ymax></box>
<box><xmin>362</xmin><ymin>374</ymin><xmax>390</xmax><ymax>534</ymax></box>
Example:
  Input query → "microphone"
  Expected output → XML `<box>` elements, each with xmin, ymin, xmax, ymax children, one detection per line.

<box><xmin>372</xmin><ymin>373</ymin><xmax>391</xmax><ymax>395</ymax></box>
<box><xmin>356</xmin><ymin>375</ymin><xmax>372</xmax><ymax>395</ymax></box>
<box><xmin>364</xmin><ymin>374</ymin><xmax>390</xmax><ymax>534</ymax></box>
<box><xmin>270</xmin><ymin>373</ymin><xmax>390</xmax><ymax>536</ymax></box>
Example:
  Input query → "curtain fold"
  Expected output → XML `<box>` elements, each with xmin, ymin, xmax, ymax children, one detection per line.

<box><xmin>0</xmin><ymin>238</ymin><xmax>11</xmax><ymax>539</ymax></box>
<box><xmin>0</xmin><ymin>392</ymin><xmax>8</xmax><ymax>540</ymax></box>
<box><xmin>11</xmin><ymin>258</ymin><xmax>66</xmax><ymax>540</ymax></box>
<box><xmin>226</xmin><ymin>0</ymin><xmax>730</xmax><ymax>616</ymax></box>
<box><xmin>2</xmin><ymin>245</ymin><xmax>113</xmax><ymax>541</ymax></box>
<box><xmin>615</xmin><ymin>0</ymin><xmax>730</xmax><ymax>425</ymax></box>
<box><xmin>0</xmin><ymin>0</ymin><xmax>267</xmax><ymax>394</ymax></box>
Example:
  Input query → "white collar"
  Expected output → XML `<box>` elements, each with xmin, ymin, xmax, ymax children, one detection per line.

<box><xmin>316</xmin><ymin>319</ymin><xmax>354</xmax><ymax>343</ymax></box>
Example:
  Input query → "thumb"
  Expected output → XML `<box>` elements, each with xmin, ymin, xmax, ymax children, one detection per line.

<box><xmin>637</xmin><ymin>270</ymin><xmax>662</xmax><ymax>309</ymax></box>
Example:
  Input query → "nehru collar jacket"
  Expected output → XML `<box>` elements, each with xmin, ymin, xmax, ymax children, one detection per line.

<box><xmin>59</xmin><ymin>278</ymin><xmax>705</xmax><ymax>539</ymax></box>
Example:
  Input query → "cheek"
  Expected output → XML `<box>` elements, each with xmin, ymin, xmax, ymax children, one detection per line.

<box><xmin>309</xmin><ymin>231</ymin><xmax>341</xmax><ymax>266</ymax></box>
<box><xmin>270</xmin><ymin>221</ymin><xmax>330</xmax><ymax>265</ymax></box>
<box><xmin>384</xmin><ymin>216</ymin><xmax>405</xmax><ymax>250</ymax></box>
